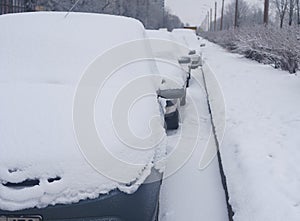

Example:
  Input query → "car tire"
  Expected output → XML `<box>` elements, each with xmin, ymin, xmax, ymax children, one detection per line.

<box><xmin>164</xmin><ymin>109</ymin><xmax>179</xmax><ymax>130</ymax></box>
<box><xmin>154</xmin><ymin>201</ymin><xmax>160</xmax><ymax>221</ymax></box>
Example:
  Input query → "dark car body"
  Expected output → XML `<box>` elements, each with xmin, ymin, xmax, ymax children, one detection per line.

<box><xmin>0</xmin><ymin>169</ymin><xmax>162</xmax><ymax>221</ymax></box>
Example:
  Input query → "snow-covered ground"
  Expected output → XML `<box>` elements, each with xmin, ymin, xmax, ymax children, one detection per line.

<box><xmin>158</xmin><ymin>72</ymin><xmax>228</xmax><ymax>221</ymax></box>
<box><xmin>157</xmin><ymin>30</ymin><xmax>228</xmax><ymax>221</ymax></box>
<box><xmin>201</xmin><ymin>40</ymin><xmax>300</xmax><ymax>221</ymax></box>
<box><xmin>2</xmin><ymin>11</ymin><xmax>299</xmax><ymax>221</ymax></box>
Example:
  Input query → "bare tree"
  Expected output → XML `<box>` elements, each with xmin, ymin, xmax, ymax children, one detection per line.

<box><xmin>220</xmin><ymin>0</ymin><xmax>225</xmax><ymax>30</ymax></box>
<box><xmin>289</xmin><ymin>0</ymin><xmax>295</xmax><ymax>25</ymax></box>
<box><xmin>214</xmin><ymin>2</ymin><xmax>217</xmax><ymax>31</ymax></box>
<box><xmin>297</xmin><ymin>0</ymin><xmax>300</xmax><ymax>24</ymax></box>
<box><xmin>208</xmin><ymin>11</ymin><xmax>210</xmax><ymax>31</ymax></box>
<box><xmin>218</xmin><ymin>0</ymin><xmax>258</xmax><ymax>29</ymax></box>
<box><xmin>275</xmin><ymin>0</ymin><xmax>289</xmax><ymax>28</ymax></box>
<box><xmin>234</xmin><ymin>0</ymin><xmax>239</xmax><ymax>28</ymax></box>
<box><xmin>264</xmin><ymin>0</ymin><xmax>269</xmax><ymax>25</ymax></box>
<box><xmin>210</xmin><ymin>8</ymin><xmax>213</xmax><ymax>31</ymax></box>
<box><xmin>35</xmin><ymin>0</ymin><xmax>182</xmax><ymax>30</ymax></box>
<box><xmin>101</xmin><ymin>0</ymin><xmax>111</xmax><ymax>11</ymax></box>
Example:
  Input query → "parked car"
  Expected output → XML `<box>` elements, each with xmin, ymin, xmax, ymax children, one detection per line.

<box><xmin>0</xmin><ymin>169</ymin><xmax>162</xmax><ymax>221</ymax></box>
<box><xmin>0</xmin><ymin>12</ymin><xmax>167</xmax><ymax>221</ymax></box>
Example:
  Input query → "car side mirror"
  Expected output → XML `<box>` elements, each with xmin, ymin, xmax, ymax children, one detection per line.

<box><xmin>189</xmin><ymin>54</ymin><xmax>203</xmax><ymax>69</ymax></box>
<box><xmin>188</xmin><ymin>50</ymin><xmax>196</xmax><ymax>55</ymax></box>
<box><xmin>157</xmin><ymin>88</ymin><xmax>185</xmax><ymax>99</ymax></box>
<box><xmin>178</xmin><ymin>56</ymin><xmax>191</xmax><ymax>64</ymax></box>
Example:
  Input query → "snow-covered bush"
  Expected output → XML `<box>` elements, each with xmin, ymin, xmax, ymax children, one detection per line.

<box><xmin>200</xmin><ymin>25</ymin><xmax>300</xmax><ymax>73</ymax></box>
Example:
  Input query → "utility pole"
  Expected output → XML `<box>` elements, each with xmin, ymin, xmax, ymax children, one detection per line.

<box><xmin>297</xmin><ymin>0</ymin><xmax>300</xmax><ymax>25</ymax></box>
<box><xmin>214</xmin><ymin>2</ymin><xmax>217</xmax><ymax>31</ymax></box>
<box><xmin>234</xmin><ymin>0</ymin><xmax>239</xmax><ymax>28</ymax></box>
<box><xmin>263</xmin><ymin>0</ymin><xmax>269</xmax><ymax>25</ymax></box>
<box><xmin>145</xmin><ymin>0</ymin><xmax>149</xmax><ymax>28</ymax></box>
<box><xmin>220</xmin><ymin>0</ymin><xmax>225</xmax><ymax>30</ymax></box>
<box><xmin>201</xmin><ymin>14</ymin><xmax>208</xmax><ymax>31</ymax></box>
<box><xmin>210</xmin><ymin>8</ymin><xmax>213</xmax><ymax>31</ymax></box>
<box><xmin>207</xmin><ymin>11</ymin><xmax>210</xmax><ymax>31</ymax></box>
<box><xmin>289</xmin><ymin>0</ymin><xmax>294</xmax><ymax>26</ymax></box>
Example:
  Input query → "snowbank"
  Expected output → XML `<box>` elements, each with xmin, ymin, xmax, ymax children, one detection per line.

<box><xmin>0</xmin><ymin>12</ymin><xmax>165</xmax><ymax>211</ymax></box>
<box><xmin>202</xmin><ymin>40</ymin><xmax>300</xmax><ymax>221</ymax></box>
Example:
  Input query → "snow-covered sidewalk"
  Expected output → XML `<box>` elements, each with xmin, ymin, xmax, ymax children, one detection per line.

<box><xmin>159</xmin><ymin>71</ymin><xmax>228</xmax><ymax>220</ymax></box>
<box><xmin>156</xmin><ymin>30</ymin><xmax>228</xmax><ymax>221</ymax></box>
<box><xmin>202</xmin><ymin>40</ymin><xmax>300</xmax><ymax>221</ymax></box>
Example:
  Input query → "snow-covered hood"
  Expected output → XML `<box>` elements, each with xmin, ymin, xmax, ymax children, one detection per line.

<box><xmin>146</xmin><ymin>29</ymin><xmax>189</xmax><ymax>89</ymax></box>
<box><xmin>0</xmin><ymin>12</ymin><xmax>166</xmax><ymax>211</ymax></box>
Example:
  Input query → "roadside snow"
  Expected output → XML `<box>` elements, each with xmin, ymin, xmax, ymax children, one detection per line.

<box><xmin>0</xmin><ymin>12</ymin><xmax>165</xmax><ymax>211</ymax></box>
<box><xmin>159</xmin><ymin>72</ymin><xmax>228</xmax><ymax>221</ymax></box>
<box><xmin>154</xmin><ymin>29</ymin><xmax>228</xmax><ymax>221</ymax></box>
<box><xmin>202</xmin><ymin>40</ymin><xmax>300</xmax><ymax>221</ymax></box>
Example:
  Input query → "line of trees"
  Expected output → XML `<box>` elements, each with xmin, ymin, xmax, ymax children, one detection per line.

<box><xmin>202</xmin><ymin>0</ymin><xmax>300</xmax><ymax>31</ymax></box>
<box><xmin>34</xmin><ymin>0</ymin><xmax>183</xmax><ymax>30</ymax></box>
<box><xmin>200</xmin><ymin>0</ymin><xmax>300</xmax><ymax>73</ymax></box>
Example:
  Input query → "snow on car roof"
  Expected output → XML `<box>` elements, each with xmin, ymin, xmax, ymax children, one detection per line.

<box><xmin>146</xmin><ymin>29</ymin><xmax>188</xmax><ymax>89</ymax></box>
<box><xmin>172</xmin><ymin>28</ymin><xmax>200</xmax><ymax>51</ymax></box>
<box><xmin>0</xmin><ymin>12</ymin><xmax>166</xmax><ymax>211</ymax></box>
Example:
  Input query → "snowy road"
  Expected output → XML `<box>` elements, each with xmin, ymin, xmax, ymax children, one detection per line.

<box><xmin>158</xmin><ymin>66</ymin><xmax>228</xmax><ymax>220</ymax></box>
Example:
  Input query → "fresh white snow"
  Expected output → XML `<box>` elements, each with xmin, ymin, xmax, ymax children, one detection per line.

<box><xmin>2</xmin><ymin>11</ymin><xmax>299</xmax><ymax>221</ymax></box>
<box><xmin>155</xmin><ymin>29</ymin><xmax>228</xmax><ymax>221</ymax></box>
<box><xmin>201</xmin><ymin>39</ymin><xmax>300</xmax><ymax>221</ymax></box>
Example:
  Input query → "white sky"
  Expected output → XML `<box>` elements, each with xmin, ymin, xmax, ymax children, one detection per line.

<box><xmin>165</xmin><ymin>0</ymin><xmax>264</xmax><ymax>26</ymax></box>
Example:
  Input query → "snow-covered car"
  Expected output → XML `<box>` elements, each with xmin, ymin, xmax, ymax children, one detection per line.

<box><xmin>146</xmin><ymin>30</ymin><xmax>191</xmax><ymax>130</ymax></box>
<box><xmin>164</xmin><ymin>100</ymin><xmax>180</xmax><ymax>130</ymax></box>
<box><xmin>0</xmin><ymin>12</ymin><xmax>167</xmax><ymax>221</ymax></box>
<box><xmin>188</xmin><ymin>50</ymin><xmax>203</xmax><ymax>70</ymax></box>
<box><xmin>171</xmin><ymin>29</ymin><xmax>200</xmax><ymax>50</ymax></box>
<box><xmin>157</xmin><ymin>88</ymin><xmax>185</xmax><ymax>130</ymax></box>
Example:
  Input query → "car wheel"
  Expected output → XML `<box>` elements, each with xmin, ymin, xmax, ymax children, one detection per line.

<box><xmin>165</xmin><ymin>110</ymin><xmax>179</xmax><ymax>130</ymax></box>
<box><xmin>154</xmin><ymin>201</ymin><xmax>160</xmax><ymax>221</ymax></box>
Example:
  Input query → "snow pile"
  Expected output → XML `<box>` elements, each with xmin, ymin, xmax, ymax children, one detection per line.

<box><xmin>202</xmin><ymin>40</ymin><xmax>300</xmax><ymax>221</ymax></box>
<box><xmin>0</xmin><ymin>12</ymin><xmax>166</xmax><ymax>211</ymax></box>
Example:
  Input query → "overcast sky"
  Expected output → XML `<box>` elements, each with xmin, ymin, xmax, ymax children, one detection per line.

<box><xmin>165</xmin><ymin>0</ymin><xmax>264</xmax><ymax>26</ymax></box>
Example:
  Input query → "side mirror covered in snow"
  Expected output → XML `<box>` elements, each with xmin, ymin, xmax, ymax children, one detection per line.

<box><xmin>188</xmin><ymin>50</ymin><xmax>196</xmax><ymax>55</ymax></box>
<box><xmin>189</xmin><ymin>54</ymin><xmax>202</xmax><ymax>69</ymax></box>
<box><xmin>178</xmin><ymin>56</ymin><xmax>191</xmax><ymax>65</ymax></box>
<box><xmin>157</xmin><ymin>88</ymin><xmax>185</xmax><ymax>99</ymax></box>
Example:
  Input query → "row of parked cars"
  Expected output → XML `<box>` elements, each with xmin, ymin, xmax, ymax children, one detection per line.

<box><xmin>160</xmin><ymin>49</ymin><xmax>203</xmax><ymax>130</ymax></box>
<box><xmin>0</xmin><ymin>12</ymin><xmax>202</xmax><ymax>221</ymax></box>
